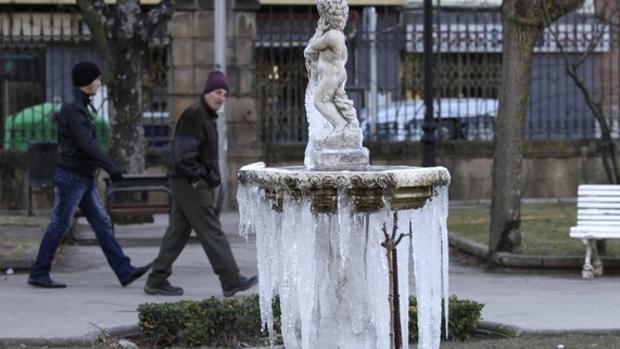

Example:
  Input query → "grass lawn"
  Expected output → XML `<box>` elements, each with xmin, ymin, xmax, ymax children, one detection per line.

<box><xmin>36</xmin><ymin>334</ymin><xmax>620</xmax><ymax>349</ymax></box>
<box><xmin>0</xmin><ymin>215</ymin><xmax>49</xmax><ymax>265</ymax></box>
<box><xmin>438</xmin><ymin>334</ymin><xmax>620</xmax><ymax>348</ymax></box>
<box><xmin>0</xmin><ymin>215</ymin><xmax>49</xmax><ymax>226</ymax></box>
<box><xmin>449</xmin><ymin>203</ymin><xmax>620</xmax><ymax>256</ymax></box>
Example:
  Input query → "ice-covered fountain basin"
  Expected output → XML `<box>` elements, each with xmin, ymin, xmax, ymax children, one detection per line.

<box><xmin>237</xmin><ymin>165</ymin><xmax>451</xmax><ymax>213</ymax></box>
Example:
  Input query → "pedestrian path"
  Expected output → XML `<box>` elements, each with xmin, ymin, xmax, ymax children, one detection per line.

<box><xmin>2</xmin><ymin>211</ymin><xmax>620</xmax><ymax>344</ymax></box>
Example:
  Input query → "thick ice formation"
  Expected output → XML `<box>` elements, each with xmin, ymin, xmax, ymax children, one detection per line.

<box><xmin>237</xmin><ymin>183</ymin><xmax>449</xmax><ymax>349</ymax></box>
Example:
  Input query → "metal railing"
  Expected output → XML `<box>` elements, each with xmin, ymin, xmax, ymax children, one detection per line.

<box><xmin>0</xmin><ymin>8</ymin><xmax>170</xmax><ymax>151</ymax></box>
<box><xmin>256</xmin><ymin>4</ymin><xmax>615</xmax><ymax>144</ymax></box>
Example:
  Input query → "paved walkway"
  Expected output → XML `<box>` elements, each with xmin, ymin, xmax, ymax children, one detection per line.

<box><xmin>2</xmin><ymin>211</ymin><xmax>620</xmax><ymax>344</ymax></box>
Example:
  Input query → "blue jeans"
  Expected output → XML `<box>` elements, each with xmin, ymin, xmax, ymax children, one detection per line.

<box><xmin>30</xmin><ymin>167</ymin><xmax>133</xmax><ymax>282</ymax></box>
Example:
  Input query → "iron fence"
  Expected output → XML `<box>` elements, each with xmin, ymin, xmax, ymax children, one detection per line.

<box><xmin>256</xmin><ymin>4</ymin><xmax>618</xmax><ymax>144</ymax></box>
<box><xmin>0</xmin><ymin>7</ymin><xmax>170</xmax><ymax>151</ymax></box>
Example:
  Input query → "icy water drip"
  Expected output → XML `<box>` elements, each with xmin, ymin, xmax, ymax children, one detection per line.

<box><xmin>237</xmin><ymin>165</ymin><xmax>450</xmax><ymax>349</ymax></box>
<box><xmin>410</xmin><ymin>187</ymin><xmax>450</xmax><ymax>349</ymax></box>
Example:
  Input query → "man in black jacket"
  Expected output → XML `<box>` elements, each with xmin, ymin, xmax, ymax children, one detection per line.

<box><xmin>28</xmin><ymin>61</ymin><xmax>151</xmax><ymax>288</ymax></box>
<box><xmin>144</xmin><ymin>70</ymin><xmax>257</xmax><ymax>297</ymax></box>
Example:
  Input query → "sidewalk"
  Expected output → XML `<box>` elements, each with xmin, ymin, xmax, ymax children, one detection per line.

<box><xmin>2</xmin><ymin>210</ymin><xmax>620</xmax><ymax>345</ymax></box>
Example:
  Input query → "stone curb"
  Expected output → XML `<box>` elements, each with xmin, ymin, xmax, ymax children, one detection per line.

<box><xmin>0</xmin><ymin>335</ymin><xmax>95</xmax><ymax>348</ymax></box>
<box><xmin>477</xmin><ymin>320</ymin><xmax>620</xmax><ymax>337</ymax></box>
<box><xmin>450</xmin><ymin>197</ymin><xmax>577</xmax><ymax>208</ymax></box>
<box><xmin>449</xmin><ymin>231</ymin><xmax>620</xmax><ymax>269</ymax></box>
<box><xmin>0</xmin><ymin>323</ymin><xmax>140</xmax><ymax>348</ymax></box>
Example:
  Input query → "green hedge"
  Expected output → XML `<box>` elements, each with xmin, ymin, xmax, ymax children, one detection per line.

<box><xmin>409</xmin><ymin>296</ymin><xmax>485</xmax><ymax>341</ymax></box>
<box><xmin>138</xmin><ymin>295</ymin><xmax>482</xmax><ymax>347</ymax></box>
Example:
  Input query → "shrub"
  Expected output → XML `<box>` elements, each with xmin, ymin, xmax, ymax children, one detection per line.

<box><xmin>139</xmin><ymin>295</ymin><xmax>483</xmax><ymax>347</ymax></box>
<box><xmin>409</xmin><ymin>296</ymin><xmax>484</xmax><ymax>342</ymax></box>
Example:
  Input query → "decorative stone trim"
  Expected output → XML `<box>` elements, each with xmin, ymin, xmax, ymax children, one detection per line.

<box><xmin>238</xmin><ymin>163</ymin><xmax>451</xmax><ymax>213</ymax></box>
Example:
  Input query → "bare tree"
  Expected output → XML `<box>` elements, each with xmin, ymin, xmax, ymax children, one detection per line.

<box><xmin>77</xmin><ymin>0</ymin><xmax>173</xmax><ymax>173</ymax></box>
<box><xmin>489</xmin><ymin>0</ymin><xmax>584</xmax><ymax>255</ymax></box>
<box><xmin>542</xmin><ymin>0</ymin><xmax>620</xmax><ymax>254</ymax></box>
<box><xmin>542</xmin><ymin>0</ymin><xmax>620</xmax><ymax>184</ymax></box>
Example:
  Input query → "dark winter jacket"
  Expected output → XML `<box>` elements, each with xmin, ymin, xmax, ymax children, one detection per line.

<box><xmin>56</xmin><ymin>89</ymin><xmax>121</xmax><ymax>178</ymax></box>
<box><xmin>168</xmin><ymin>98</ymin><xmax>221</xmax><ymax>187</ymax></box>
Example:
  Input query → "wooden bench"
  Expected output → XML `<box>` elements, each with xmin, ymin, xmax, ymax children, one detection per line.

<box><xmin>70</xmin><ymin>174</ymin><xmax>171</xmax><ymax>242</ymax></box>
<box><xmin>569</xmin><ymin>184</ymin><xmax>620</xmax><ymax>279</ymax></box>
<box><xmin>104</xmin><ymin>174</ymin><xmax>172</xmax><ymax>217</ymax></box>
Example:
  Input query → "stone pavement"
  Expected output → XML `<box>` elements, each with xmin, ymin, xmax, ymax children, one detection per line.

<box><xmin>2</xmin><ymin>210</ymin><xmax>620</xmax><ymax>345</ymax></box>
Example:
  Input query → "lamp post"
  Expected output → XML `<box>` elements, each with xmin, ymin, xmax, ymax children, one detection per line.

<box><xmin>214</xmin><ymin>0</ymin><xmax>228</xmax><ymax>207</ymax></box>
<box><xmin>422</xmin><ymin>0</ymin><xmax>436</xmax><ymax>167</ymax></box>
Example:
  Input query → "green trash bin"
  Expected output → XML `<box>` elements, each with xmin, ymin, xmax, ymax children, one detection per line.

<box><xmin>3</xmin><ymin>102</ymin><xmax>109</xmax><ymax>150</ymax></box>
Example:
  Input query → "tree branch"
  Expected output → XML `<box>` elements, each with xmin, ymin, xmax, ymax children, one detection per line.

<box><xmin>77</xmin><ymin>0</ymin><xmax>113</xmax><ymax>67</ymax></box>
<box><xmin>542</xmin><ymin>0</ymin><xmax>620</xmax><ymax>184</ymax></box>
<box><xmin>140</xmin><ymin>0</ymin><xmax>174</xmax><ymax>42</ymax></box>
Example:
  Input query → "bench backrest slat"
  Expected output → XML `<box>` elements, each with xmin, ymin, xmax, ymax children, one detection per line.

<box><xmin>578</xmin><ymin>214</ymin><xmax>620</xmax><ymax>221</ymax></box>
<box><xmin>577</xmin><ymin>202</ymin><xmax>620</xmax><ymax>209</ymax></box>
<box><xmin>580</xmin><ymin>197</ymin><xmax>620</xmax><ymax>203</ymax></box>
<box><xmin>579</xmin><ymin>184</ymin><xmax>620</xmax><ymax>191</ymax></box>
<box><xmin>575</xmin><ymin>220</ymin><xmax>620</xmax><ymax>226</ymax></box>
<box><xmin>575</xmin><ymin>185</ymin><xmax>620</xmax><ymax>230</ymax></box>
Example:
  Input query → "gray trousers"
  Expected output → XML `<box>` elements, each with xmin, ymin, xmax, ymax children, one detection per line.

<box><xmin>146</xmin><ymin>177</ymin><xmax>239</xmax><ymax>290</ymax></box>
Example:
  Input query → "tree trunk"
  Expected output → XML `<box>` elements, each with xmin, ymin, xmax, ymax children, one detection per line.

<box><xmin>488</xmin><ymin>0</ymin><xmax>584</xmax><ymax>256</ymax></box>
<box><xmin>77</xmin><ymin>0</ymin><xmax>172</xmax><ymax>174</ymax></box>
<box><xmin>107</xmin><ymin>46</ymin><xmax>146</xmax><ymax>174</ymax></box>
<box><xmin>489</xmin><ymin>17</ymin><xmax>540</xmax><ymax>254</ymax></box>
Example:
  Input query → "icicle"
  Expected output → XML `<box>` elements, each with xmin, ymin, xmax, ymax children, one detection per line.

<box><xmin>397</xmin><ymin>209</ymin><xmax>412</xmax><ymax>349</ymax></box>
<box><xmin>411</xmin><ymin>193</ymin><xmax>443</xmax><ymax>349</ymax></box>
<box><xmin>438</xmin><ymin>186</ymin><xmax>450</xmax><ymax>339</ymax></box>
<box><xmin>279</xmin><ymin>194</ymin><xmax>303</xmax><ymax>348</ymax></box>
<box><xmin>237</xmin><ymin>183</ymin><xmax>259</xmax><ymax>240</ymax></box>
<box><xmin>298</xmin><ymin>199</ymin><xmax>317</xmax><ymax>349</ymax></box>
<box><xmin>367</xmin><ymin>211</ymin><xmax>390</xmax><ymax>349</ymax></box>
<box><xmin>254</xmin><ymin>195</ymin><xmax>276</xmax><ymax>343</ymax></box>
<box><xmin>337</xmin><ymin>187</ymin><xmax>352</xmax><ymax>266</ymax></box>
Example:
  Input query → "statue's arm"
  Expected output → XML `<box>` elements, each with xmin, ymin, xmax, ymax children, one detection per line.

<box><xmin>307</xmin><ymin>30</ymin><xmax>336</xmax><ymax>52</ymax></box>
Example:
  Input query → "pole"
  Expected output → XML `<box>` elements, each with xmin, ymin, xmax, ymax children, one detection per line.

<box><xmin>422</xmin><ymin>0</ymin><xmax>436</xmax><ymax>167</ymax></box>
<box><xmin>214</xmin><ymin>0</ymin><xmax>229</xmax><ymax>208</ymax></box>
<box><xmin>365</xmin><ymin>7</ymin><xmax>378</xmax><ymax>140</ymax></box>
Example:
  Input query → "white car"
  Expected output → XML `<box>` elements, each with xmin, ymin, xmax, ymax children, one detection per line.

<box><xmin>358</xmin><ymin>98</ymin><xmax>498</xmax><ymax>141</ymax></box>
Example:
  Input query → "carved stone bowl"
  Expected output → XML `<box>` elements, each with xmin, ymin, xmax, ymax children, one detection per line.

<box><xmin>237</xmin><ymin>165</ymin><xmax>451</xmax><ymax>213</ymax></box>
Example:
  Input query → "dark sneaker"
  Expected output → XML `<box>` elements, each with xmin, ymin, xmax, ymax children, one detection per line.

<box><xmin>223</xmin><ymin>275</ymin><xmax>258</xmax><ymax>297</ymax></box>
<box><xmin>121</xmin><ymin>263</ymin><xmax>152</xmax><ymax>287</ymax></box>
<box><xmin>28</xmin><ymin>276</ymin><xmax>66</xmax><ymax>288</ymax></box>
<box><xmin>144</xmin><ymin>283</ymin><xmax>184</xmax><ymax>296</ymax></box>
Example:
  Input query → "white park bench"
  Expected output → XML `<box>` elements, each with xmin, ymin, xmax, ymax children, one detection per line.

<box><xmin>569</xmin><ymin>184</ymin><xmax>620</xmax><ymax>279</ymax></box>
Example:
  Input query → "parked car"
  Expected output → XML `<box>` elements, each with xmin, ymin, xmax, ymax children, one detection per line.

<box><xmin>358</xmin><ymin>98</ymin><xmax>498</xmax><ymax>141</ymax></box>
<box><xmin>143</xmin><ymin>111</ymin><xmax>170</xmax><ymax>148</ymax></box>
<box><xmin>3</xmin><ymin>103</ymin><xmax>109</xmax><ymax>150</ymax></box>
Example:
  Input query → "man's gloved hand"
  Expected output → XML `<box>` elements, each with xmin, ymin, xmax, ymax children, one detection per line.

<box><xmin>110</xmin><ymin>172</ymin><xmax>124</xmax><ymax>183</ymax></box>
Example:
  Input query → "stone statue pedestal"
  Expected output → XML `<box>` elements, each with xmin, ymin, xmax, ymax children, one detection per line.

<box><xmin>313</xmin><ymin>148</ymin><xmax>369</xmax><ymax>170</ymax></box>
<box><xmin>308</xmin><ymin>125</ymin><xmax>370</xmax><ymax>170</ymax></box>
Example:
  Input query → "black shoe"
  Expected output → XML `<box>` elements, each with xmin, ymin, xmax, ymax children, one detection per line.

<box><xmin>223</xmin><ymin>275</ymin><xmax>258</xmax><ymax>297</ymax></box>
<box><xmin>28</xmin><ymin>277</ymin><xmax>66</xmax><ymax>288</ymax></box>
<box><xmin>121</xmin><ymin>263</ymin><xmax>152</xmax><ymax>287</ymax></box>
<box><xmin>144</xmin><ymin>283</ymin><xmax>184</xmax><ymax>296</ymax></box>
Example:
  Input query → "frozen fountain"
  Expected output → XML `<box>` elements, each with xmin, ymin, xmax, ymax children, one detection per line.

<box><xmin>237</xmin><ymin>1</ymin><xmax>450</xmax><ymax>348</ymax></box>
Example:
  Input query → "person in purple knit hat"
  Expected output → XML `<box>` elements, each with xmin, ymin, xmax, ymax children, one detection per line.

<box><xmin>144</xmin><ymin>70</ymin><xmax>258</xmax><ymax>297</ymax></box>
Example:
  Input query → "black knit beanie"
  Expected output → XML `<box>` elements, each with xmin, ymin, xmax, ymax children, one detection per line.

<box><xmin>72</xmin><ymin>61</ymin><xmax>101</xmax><ymax>87</ymax></box>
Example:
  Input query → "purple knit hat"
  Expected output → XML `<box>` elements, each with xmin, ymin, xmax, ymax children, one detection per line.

<box><xmin>203</xmin><ymin>70</ymin><xmax>229</xmax><ymax>95</ymax></box>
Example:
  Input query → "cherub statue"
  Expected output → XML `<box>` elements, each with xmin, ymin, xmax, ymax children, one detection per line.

<box><xmin>303</xmin><ymin>0</ymin><xmax>368</xmax><ymax>170</ymax></box>
<box><xmin>304</xmin><ymin>0</ymin><xmax>358</xmax><ymax>133</ymax></box>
